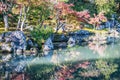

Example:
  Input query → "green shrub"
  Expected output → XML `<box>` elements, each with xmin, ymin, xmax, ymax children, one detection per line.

<box><xmin>95</xmin><ymin>0</ymin><xmax>116</xmax><ymax>15</ymax></box>
<box><xmin>30</xmin><ymin>25</ymin><xmax>53</xmax><ymax>48</ymax></box>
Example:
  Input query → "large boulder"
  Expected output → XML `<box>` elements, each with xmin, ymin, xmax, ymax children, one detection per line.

<box><xmin>53</xmin><ymin>34</ymin><xmax>68</xmax><ymax>42</ymax></box>
<box><xmin>43</xmin><ymin>37</ymin><xmax>54</xmax><ymax>51</ymax></box>
<box><xmin>67</xmin><ymin>37</ymin><xmax>76</xmax><ymax>47</ymax></box>
<box><xmin>1</xmin><ymin>31</ymin><xmax>26</xmax><ymax>54</ymax></box>
<box><xmin>9</xmin><ymin>31</ymin><xmax>26</xmax><ymax>50</ymax></box>
<box><xmin>68</xmin><ymin>30</ymin><xmax>92</xmax><ymax>45</ymax></box>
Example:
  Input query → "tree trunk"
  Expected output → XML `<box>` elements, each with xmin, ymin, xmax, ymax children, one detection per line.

<box><xmin>17</xmin><ymin>8</ymin><xmax>22</xmax><ymax>29</ymax></box>
<box><xmin>20</xmin><ymin>14</ymin><xmax>26</xmax><ymax>31</ymax></box>
<box><xmin>39</xmin><ymin>20</ymin><xmax>44</xmax><ymax>28</ymax></box>
<box><xmin>3</xmin><ymin>14</ymin><xmax>9</xmax><ymax>31</ymax></box>
<box><xmin>20</xmin><ymin>6</ymin><xmax>29</xmax><ymax>31</ymax></box>
<box><xmin>55</xmin><ymin>10</ymin><xmax>60</xmax><ymax>33</ymax></box>
<box><xmin>20</xmin><ymin>12</ymin><xmax>27</xmax><ymax>31</ymax></box>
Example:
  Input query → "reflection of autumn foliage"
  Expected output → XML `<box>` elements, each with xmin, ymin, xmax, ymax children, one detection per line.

<box><xmin>74</xmin><ymin>61</ymin><xmax>90</xmax><ymax>69</ymax></box>
<box><xmin>88</xmin><ymin>42</ymin><xmax>107</xmax><ymax>56</ymax></box>
<box><xmin>55</xmin><ymin>65</ymin><xmax>74</xmax><ymax>80</ymax></box>
<box><xmin>51</xmin><ymin>53</ymin><xmax>60</xmax><ymax>64</ymax></box>
<box><xmin>11</xmin><ymin>73</ymin><xmax>30</xmax><ymax>80</ymax></box>
<box><xmin>55</xmin><ymin>61</ymin><xmax>90</xmax><ymax>80</ymax></box>
<box><xmin>55</xmin><ymin>60</ymin><xmax>118</xmax><ymax>79</ymax></box>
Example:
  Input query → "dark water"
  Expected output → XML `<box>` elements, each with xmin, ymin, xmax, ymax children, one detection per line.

<box><xmin>0</xmin><ymin>34</ymin><xmax>120</xmax><ymax>80</ymax></box>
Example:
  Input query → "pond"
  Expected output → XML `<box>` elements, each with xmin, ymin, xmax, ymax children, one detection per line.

<box><xmin>0</xmin><ymin>33</ymin><xmax>120</xmax><ymax>80</ymax></box>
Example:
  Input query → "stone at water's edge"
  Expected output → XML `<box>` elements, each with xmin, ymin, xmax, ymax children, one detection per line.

<box><xmin>51</xmin><ymin>30</ymin><xmax>92</xmax><ymax>49</ymax></box>
<box><xmin>54</xmin><ymin>42</ymin><xmax>67</xmax><ymax>49</ymax></box>
<box><xmin>53</xmin><ymin>34</ymin><xmax>68</xmax><ymax>42</ymax></box>
<box><xmin>68</xmin><ymin>30</ymin><xmax>93</xmax><ymax>36</ymax></box>
<box><xmin>75</xmin><ymin>30</ymin><xmax>92</xmax><ymax>35</ymax></box>
<box><xmin>43</xmin><ymin>37</ymin><xmax>54</xmax><ymax>51</ymax></box>
<box><xmin>26</xmin><ymin>38</ymin><xmax>34</xmax><ymax>50</ymax></box>
<box><xmin>1</xmin><ymin>43</ymin><xmax>12</xmax><ymax>52</ymax></box>
<box><xmin>0</xmin><ymin>31</ymin><xmax>26</xmax><ymax>54</ymax></box>
<box><xmin>10</xmin><ymin>31</ymin><xmax>26</xmax><ymax>50</ymax></box>
<box><xmin>30</xmin><ymin>48</ymin><xmax>38</xmax><ymax>56</ymax></box>
<box><xmin>67</xmin><ymin>30</ymin><xmax>93</xmax><ymax>47</ymax></box>
<box><xmin>67</xmin><ymin>37</ymin><xmax>76</xmax><ymax>47</ymax></box>
<box><xmin>16</xmin><ymin>49</ymin><xmax>23</xmax><ymax>55</ymax></box>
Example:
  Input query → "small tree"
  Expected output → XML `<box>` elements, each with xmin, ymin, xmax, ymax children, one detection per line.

<box><xmin>52</xmin><ymin>1</ymin><xmax>91</xmax><ymax>32</ymax></box>
<box><xmin>88</xmin><ymin>12</ymin><xmax>107</xmax><ymax>29</ymax></box>
<box><xmin>0</xmin><ymin>0</ymin><xmax>13</xmax><ymax>31</ymax></box>
<box><xmin>11</xmin><ymin>0</ymin><xmax>51</xmax><ymax>31</ymax></box>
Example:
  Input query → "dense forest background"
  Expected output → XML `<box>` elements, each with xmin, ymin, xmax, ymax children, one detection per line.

<box><xmin>0</xmin><ymin>0</ymin><xmax>120</xmax><ymax>47</ymax></box>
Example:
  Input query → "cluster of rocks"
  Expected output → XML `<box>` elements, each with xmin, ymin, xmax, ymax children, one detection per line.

<box><xmin>43</xmin><ymin>27</ymin><xmax>120</xmax><ymax>53</ymax></box>
<box><xmin>0</xmin><ymin>31</ymin><xmax>26</xmax><ymax>54</ymax></box>
<box><xmin>0</xmin><ymin>31</ymin><xmax>38</xmax><ymax>56</ymax></box>
<box><xmin>67</xmin><ymin>30</ymin><xmax>93</xmax><ymax>47</ymax></box>
<box><xmin>43</xmin><ymin>30</ymin><xmax>93</xmax><ymax>53</ymax></box>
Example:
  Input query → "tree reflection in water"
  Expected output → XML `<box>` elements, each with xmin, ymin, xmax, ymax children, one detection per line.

<box><xmin>0</xmin><ymin>33</ymin><xmax>120</xmax><ymax>80</ymax></box>
<box><xmin>88</xmin><ymin>41</ymin><xmax>107</xmax><ymax>56</ymax></box>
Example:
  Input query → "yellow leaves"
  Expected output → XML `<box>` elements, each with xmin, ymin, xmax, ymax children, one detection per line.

<box><xmin>101</xmin><ymin>19</ymin><xmax>107</xmax><ymax>22</ymax></box>
<box><xmin>44</xmin><ymin>20</ymin><xmax>50</xmax><ymax>25</ymax></box>
<box><xmin>67</xmin><ymin>15</ymin><xmax>77</xmax><ymax>23</ymax></box>
<box><xmin>44</xmin><ymin>20</ymin><xmax>56</xmax><ymax>27</ymax></box>
<box><xmin>66</xmin><ymin>14</ymin><xmax>80</xmax><ymax>28</ymax></box>
<box><xmin>41</xmin><ymin>38</ymin><xmax>45</xmax><ymax>43</ymax></box>
<box><xmin>51</xmin><ymin>19</ymin><xmax>56</xmax><ymax>23</ymax></box>
<box><xmin>12</xmin><ymin>7</ymin><xmax>20</xmax><ymax>14</ymax></box>
<box><xmin>16</xmin><ymin>0</ymin><xmax>49</xmax><ymax>6</ymax></box>
<box><xmin>95</xmin><ymin>0</ymin><xmax>108</xmax><ymax>6</ymax></box>
<box><xmin>16</xmin><ymin>0</ymin><xmax>29</xmax><ymax>5</ymax></box>
<box><xmin>16</xmin><ymin>0</ymin><xmax>22</xmax><ymax>4</ymax></box>
<box><xmin>30</xmin><ymin>0</ymin><xmax>48</xmax><ymax>6</ymax></box>
<box><xmin>83</xmin><ymin>27</ymin><xmax>107</xmax><ymax>34</ymax></box>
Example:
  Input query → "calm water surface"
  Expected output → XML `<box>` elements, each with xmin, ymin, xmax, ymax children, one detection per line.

<box><xmin>0</xmin><ymin>34</ymin><xmax>120</xmax><ymax>80</ymax></box>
